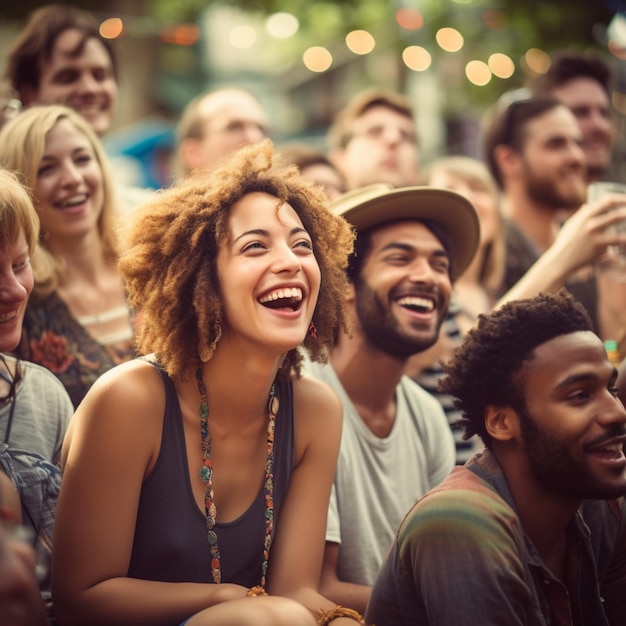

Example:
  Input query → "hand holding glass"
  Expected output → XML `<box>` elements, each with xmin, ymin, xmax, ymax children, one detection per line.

<box><xmin>587</xmin><ymin>181</ymin><xmax>626</xmax><ymax>278</ymax></box>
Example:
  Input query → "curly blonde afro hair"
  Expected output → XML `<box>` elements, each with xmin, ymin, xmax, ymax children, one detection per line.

<box><xmin>119</xmin><ymin>139</ymin><xmax>355</xmax><ymax>379</ymax></box>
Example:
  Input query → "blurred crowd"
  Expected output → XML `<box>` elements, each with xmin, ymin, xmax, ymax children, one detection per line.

<box><xmin>1</xmin><ymin>4</ymin><xmax>626</xmax><ymax>626</ymax></box>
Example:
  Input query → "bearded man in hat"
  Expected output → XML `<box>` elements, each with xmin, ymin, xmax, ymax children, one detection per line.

<box><xmin>304</xmin><ymin>183</ymin><xmax>480</xmax><ymax>613</ymax></box>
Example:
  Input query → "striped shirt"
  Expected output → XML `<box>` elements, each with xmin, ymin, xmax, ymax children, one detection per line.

<box><xmin>366</xmin><ymin>449</ymin><xmax>626</xmax><ymax>626</ymax></box>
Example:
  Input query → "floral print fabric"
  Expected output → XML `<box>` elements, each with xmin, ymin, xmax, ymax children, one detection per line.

<box><xmin>14</xmin><ymin>291</ymin><xmax>135</xmax><ymax>408</ymax></box>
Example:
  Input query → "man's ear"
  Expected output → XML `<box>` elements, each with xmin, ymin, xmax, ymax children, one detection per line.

<box><xmin>178</xmin><ymin>138</ymin><xmax>202</xmax><ymax>173</ymax></box>
<box><xmin>20</xmin><ymin>86</ymin><xmax>38</xmax><ymax>106</ymax></box>
<box><xmin>485</xmin><ymin>405</ymin><xmax>520</xmax><ymax>443</ymax></box>
<box><xmin>493</xmin><ymin>144</ymin><xmax>522</xmax><ymax>181</ymax></box>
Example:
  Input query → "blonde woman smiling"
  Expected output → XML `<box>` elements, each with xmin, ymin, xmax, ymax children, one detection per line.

<box><xmin>0</xmin><ymin>105</ymin><xmax>134</xmax><ymax>407</ymax></box>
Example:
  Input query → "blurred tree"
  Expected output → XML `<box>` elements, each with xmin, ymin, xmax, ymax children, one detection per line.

<box><xmin>1</xmin><ymin>0</ymin><xmax>616</xmax><ymax>49</ymax></box>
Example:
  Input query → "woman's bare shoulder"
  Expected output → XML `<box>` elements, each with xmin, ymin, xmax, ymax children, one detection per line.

<box><xmin>292</xmin><ymin>373</ymin><xmax>342</xmax><ymax>414</ymax></box>
<box><xmin>68</xmin><ymin>358</ymin><xmax>166</xmax><ymax>437</ymax></box>
<box><xmin>85</xmin><ymin>357</ymin><xmax>164</xmax><ymax>404</ymax></box>
<box><xmin>63</xmin><ymin>358</ymin><xmax>169</xmax><ymax>469</ymax></box>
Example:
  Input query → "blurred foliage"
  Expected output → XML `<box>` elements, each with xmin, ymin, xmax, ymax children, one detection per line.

<box><xmin>2</xmin><ymin>0</ymin><xmax>620</xmax><ymax>112</ymax></box>
<box><xmin>3</xmin><ymin>0</ymin><xmax>616</xmax><ymax>60</ymax></box>
<box><xmin>3</xmin><ymin>0</ymin><xmax>616</xmax><ymax>47</ymax></box>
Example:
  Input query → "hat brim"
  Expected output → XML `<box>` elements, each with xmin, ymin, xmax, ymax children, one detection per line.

<box><xmin>330</xmin><ymin>184</ymin><xmax>480</xmax><ymax>281</ymax></box>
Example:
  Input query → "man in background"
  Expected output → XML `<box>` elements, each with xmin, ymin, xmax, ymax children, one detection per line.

<box><xmin>6</xmin><ymin>3</ymin><xmax>118</xmax><ymax>137</ymax></box>
<box><xmin>174</xmin><ymin>87</ymin><xmax>270</xmax><ymax>179</ymax></box>
<box><xmin>483</xmin><ymin>96</ymin><xmax>587</xmax><ymax>291</ymax></box>
<box><xmin>531</xmin><ymin>51</ymin><xmax>616</xmax><ymax>183</ymax></box>
<box><xmin>327</xmin><ymin>89</ymin><xmax>420</xmax><ymax>190</ymax></box>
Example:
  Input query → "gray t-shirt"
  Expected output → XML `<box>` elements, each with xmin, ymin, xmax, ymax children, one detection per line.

<box><xmin>305</xmin><ymin>360</ymin><xmax>455</xmax><ymax>586</ymax></box>
<box><xmin>0</xmin><ymin>358</ymin><xmax>72</xmax><ymax>463</ymax></box>
<box><xmin>0</xmin><ymin>357</ymin><xmax>73</xmax><ymax>615</ymax></box>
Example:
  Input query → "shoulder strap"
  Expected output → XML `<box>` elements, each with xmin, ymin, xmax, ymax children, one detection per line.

<box><xmin>3</xmin><ymin>399</ymin><xmax>15</xmax><ymax>445</ymax></box>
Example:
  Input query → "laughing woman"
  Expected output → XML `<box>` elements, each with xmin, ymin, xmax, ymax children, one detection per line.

<box><xmin>51</xmin><ymin>140</ymin><xmax>365</xmax><ymax>626</ymax></box>
<box><xmin>0</xmin><ymin>105</ymin><xmax>134</xmax><ymax>408</ymax></box>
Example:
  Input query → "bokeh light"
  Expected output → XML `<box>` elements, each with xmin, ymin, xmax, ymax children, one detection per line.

<box><xmin>436</xmin><ymin>27</ymin><xmax>464</xmax><ymax>52</ymax></box>
<box><xmin>161</xmin><ymin>24</ymin><xmax>199</xmax><ymax>46</ymax></box>
<box><xmin>346</xmin><ymin>30</ymin><xmax>376</xmax><ymax>55</ymax></box>
<box><xmin>488</xmin><ymin>53</ymin><xmax>515</xmax><ymax>79</ymax></box>
<box><xmin>266</xmin><ymin>12</ymin><xmax>299</xmax><ymax>39</ymax></box>
<box><xmin>466</xmin><ymin>60</ymin><xmax>492</xmax><ymax>86</ymax></box>
<box><xmin>612</xmin><ymin>91</ymin><xmax>626</xmax><ymax>115</ymax></box>
<box><xmin>402</xmin><ymin>46</ymin><xmax>432</xmax><ymax>72</ymax></box>
<box><xmin>523</xmin><ymin>48</ymin><xmax>551</xmax><ymax>75</ymax></box>
<box><xmin>229</xmin><ymin>25</ymin><xmax>257</xmax><ymax>49</ymax></box>
<box><xmin>100</xmin><ymin>18</ymin><xmax>123</xmax><ymax>39</ymax></box>
<box><xmin>395</xmin><ymin>8</ymin><xmax>424</xmax><ymax>30</ymax></box>
<box><xmin>303</xmin><ymin>46</ymin><xmax>333</xmax><ymax>72</ymax></box>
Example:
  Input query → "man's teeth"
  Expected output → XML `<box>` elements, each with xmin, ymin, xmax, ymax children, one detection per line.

<box><xmin>396</xmin><ymin>296</ymin><xmax>434</xmax><ymax>311</ymax></box>
<box><xmin>259</xmin><ymin>287</ymin><xmax>303</xmax><ymax>304</ymax></box>
<box><xmin>0</xmin><ymin>311</ymin><xmax>17</xmax><ymax>323</ymax></box>
<box><xmin>592</xmin><ymin>442</ymin><xmax>624</xmax><ymax>453</ymax></box>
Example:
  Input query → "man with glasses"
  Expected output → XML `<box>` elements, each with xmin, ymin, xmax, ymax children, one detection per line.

<box><xmin>327</xmin><ymin>88</ymin><xmax>420</xmax><ymax>190</ymax></box>
<box><xmin>174</xmin><ymin>87</ymin><xmax>270</xmax><ymax>180</ymax></box>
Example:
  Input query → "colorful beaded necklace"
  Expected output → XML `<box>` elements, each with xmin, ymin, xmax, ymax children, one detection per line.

<box><xmin>196</xmin><ymin>366</ymin><xmax>278</xmax><ymax>588</ymax></box>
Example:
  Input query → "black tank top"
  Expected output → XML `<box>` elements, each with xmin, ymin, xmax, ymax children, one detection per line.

<box><xmin>128</xmin><ymin>365</ymin><xmax>295</xmax><ymax>586</ymax></box>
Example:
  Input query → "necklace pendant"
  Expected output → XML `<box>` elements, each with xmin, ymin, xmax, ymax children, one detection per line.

<box><xmin>207</xmin><ymin>502</ymin><xmax>217</xmax><ymax>519</ymax></box>
<box><xmin>268</xmin><ymin>394</ymin><xmax>279</xmax><ymax>417</ymax></box>
<box><xmin>211</xmin><ymin>566</ymin><xmax>221</xmax><ymax>584</ymax></box>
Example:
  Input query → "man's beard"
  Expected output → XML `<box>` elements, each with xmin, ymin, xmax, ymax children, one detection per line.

<box><xmin>520</xmin><ymin>405</ymin><xmax>626</xmax><ymax>500</ymax></box>
<box><xmin>524</xmin><ymin>163</ymin><xmax>586</xmax><ymax>212</ymax></box>
<box><xmin>353</xmin><ymin>275</ymin><xmax>443</xmax><ymax>359</ymax></box>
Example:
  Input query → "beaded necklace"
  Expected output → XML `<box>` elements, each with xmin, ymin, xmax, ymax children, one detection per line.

<box><xmin>195</xmin><ymin>366</ymin><xmax>278</xmax><ymax>588</ymax></box>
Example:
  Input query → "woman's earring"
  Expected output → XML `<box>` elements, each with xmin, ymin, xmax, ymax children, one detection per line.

<box><xmin>200</xmin><ymin>324</ymin><xmax>222</xmax><ymax>362</ymax></box>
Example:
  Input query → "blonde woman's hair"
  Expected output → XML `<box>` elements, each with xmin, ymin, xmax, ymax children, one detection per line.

<box><xmin>0</xmin><ymin>167</ymin><xmax>40</xmax><ymax>254</ymax></box>
<box><xmin>424</xmin><ymin>155</ymin><xmax>505</xmax><ymax>296</ymax></box>
<box><xmin>0</xmin><ymin>104</ymin><xmax>119</xmax><ymax>296</ymax></box>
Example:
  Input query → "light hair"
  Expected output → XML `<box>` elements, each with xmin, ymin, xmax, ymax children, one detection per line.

<box><xmin>424</xmin><ymin>156</ymin><xmax>505</xmax><ymax>296</ymax></box>
<box><xmin>0</xmin><ymin>104</ymin><xmax>119</xmax><ymax>296</ymax></box>
<box><xmin>327</xmin><ymin>88</ymin><xmax>415</xmax><ymax>151</ymax></box>
<box><xmin>0</xmin><ymin>167</ymin><xmax>40</xmax><ymax>254</ymax></box>
<box><xmin>174</xmin><ymin>87</ymin><xmax>268</xmax><ymax>179</ymax></box>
